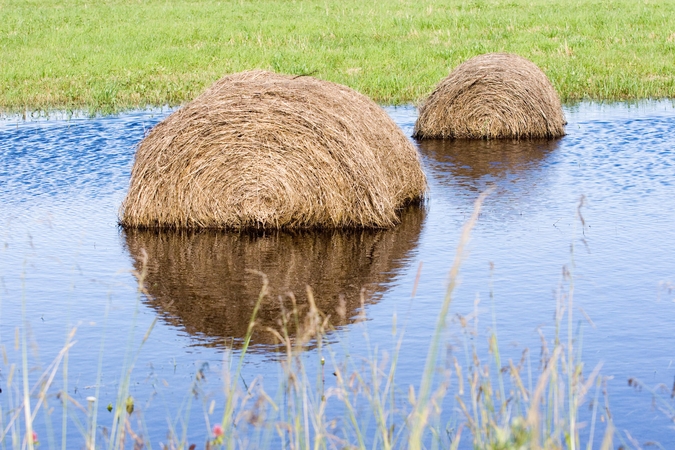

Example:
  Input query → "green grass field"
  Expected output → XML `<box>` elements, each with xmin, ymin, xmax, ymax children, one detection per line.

<box><xmin>2</xmin><ymin>0</ymin><xmax>675</xmax><ymax>113</ymax></box>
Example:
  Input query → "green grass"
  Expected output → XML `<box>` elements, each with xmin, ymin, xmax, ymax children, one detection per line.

<box><xmin>2</xmin><ymin>0</ymin><xmax>675</xmax><ymax>113</ymax></box>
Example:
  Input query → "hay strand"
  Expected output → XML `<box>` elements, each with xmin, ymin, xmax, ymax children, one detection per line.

<box><xmin>120</xmin><ymin>70</ymin><xmax>426</xmax><ymax>230</ymax></box>
<box><xmin>414</xmin><ymin>53</ymin><xmax>566</xmax><ymax>140</ymax></box>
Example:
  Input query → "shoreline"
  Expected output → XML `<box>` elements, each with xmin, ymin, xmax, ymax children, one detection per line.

<box><xmin>2</xmin><ymin>98</ymin><xmax>674</xmax><ymax>126</ymax></box>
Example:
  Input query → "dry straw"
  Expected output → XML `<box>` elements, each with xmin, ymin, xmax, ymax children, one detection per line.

<box><xmin>120</xmin><ymin>70</ymin><xmax>427</xmax><ymax>230</ymax></box>
<box><xmin>414</xmin><ymin>53</ymin><xmax>566</xmax><ymax>140</ymax></box>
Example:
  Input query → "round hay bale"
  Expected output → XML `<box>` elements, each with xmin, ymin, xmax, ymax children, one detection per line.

<box><xmin>413</xmin><ymin>53</ymin><xmax>566</xmax><ymax>140</ymax></box>
<box><xmin>123</xmin><ymin>205</ymin><xmax>425</xmax><ymax>351</ymax></box>
<box><xmin>120</xmin><ymin>70</ymin><xmax>427</xmax><ymax>230</ymax></box>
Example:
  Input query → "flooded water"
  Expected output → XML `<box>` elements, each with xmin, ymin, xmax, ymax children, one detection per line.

<box><xmin>1</xmin><ymin>102</ymin><xmax>675</xmax><ymax>447</ymax></box>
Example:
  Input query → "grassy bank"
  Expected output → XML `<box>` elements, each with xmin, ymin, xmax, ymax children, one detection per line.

<box><xmin>2</xmin><ymin>0</ymin><xmax>675</xmax><ymax>113</ymax></box>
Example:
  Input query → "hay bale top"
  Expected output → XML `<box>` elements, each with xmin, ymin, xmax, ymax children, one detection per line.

<box><xmin>414</xmin><ymin>53</ymin><xmax>566</xmax><ymax>140</ymax></box>
<box><xmin>120</xmin><ymin>70</ymin><xmax>426</xmax><ymax>230</ymax></box>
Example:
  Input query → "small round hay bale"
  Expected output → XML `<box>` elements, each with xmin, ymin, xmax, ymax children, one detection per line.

<box><xmin>413</xmin><ymin>53</ymin><xmax>566</xmax><ymax>140</ymax></box>
<box><xmin>120</xmin><ymin>70</ymin><xmax>426</xmax><ymax>230</ymax></box>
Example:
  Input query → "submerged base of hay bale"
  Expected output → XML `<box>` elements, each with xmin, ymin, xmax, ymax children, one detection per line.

<box><xmin>120</xmin><ymin>70</ymin><xmax>426</xmax><ymax>230</ymax></box>
<box><xmin>414</xmin><ymin>53</ymin><xmax>566</xmax><ymax>140</ymax></box>
<box><xmin>123</xmin><ymin>205</ymin><xmax>425</xmax><ymax>349</ymax></box>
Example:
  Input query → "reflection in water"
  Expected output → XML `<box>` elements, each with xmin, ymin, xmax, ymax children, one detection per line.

<box><xmin>4</xmin><ymin>104</ymin><xmax>675</xmax><ymax>444</ymax></box>
<box><xmin>123</xmin><ymin>206</ymin><xmax>425</xmax><ymax>351</ymax></box>
<box><xmin>417</xmin><ymin>138</ymin><xmax>561</xmax><ymax>194</ymax></box>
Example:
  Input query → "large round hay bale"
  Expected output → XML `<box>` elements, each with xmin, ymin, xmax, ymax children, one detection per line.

<box><xmin>123</xmin><ymin>206</ymin><xmax>425</xmax><ymax>351</ymax></box>
<box><xmin>120</xmin><ymin>70</ymin><xmax>426</xmax><ymax>230</ymax></box>
<box><xmin>413</xmin><ymin>53</ymin><xmax>565</xmax><ymax>140</ymax></box>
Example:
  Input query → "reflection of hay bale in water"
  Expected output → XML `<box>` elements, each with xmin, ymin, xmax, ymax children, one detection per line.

<box><xmin>418</xmin><ymin>138</ymin><xmax>560</xmax><ymax>189</ymax></box>
<box><xmin>123</xmin><ymin>206</ymin><xmax>425</xmax><ymax>351</ymax></box>
<box><xmin>417</xmin><ymin>139</ymin><xmax>560</xmax><ymax>218</ymax></box>
<box><xmin>120</xmin><ymin>70</ymin><xmax>426</xmax><ymax>230</ymax></box>
<box><xmin>414</xmin><ymin>53</ymin><xmax>565</xmax><ymax>140</ymax></box>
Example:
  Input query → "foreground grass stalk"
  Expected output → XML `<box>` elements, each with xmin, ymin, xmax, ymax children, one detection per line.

<box><xmin>0</xmin><ymin>327</ymin><xmax>76</xmax><ymax>448</ymax></box>
<box><xmin>567</xmin><ymin>199</ymin><xmax>584</xmax><ymax>450</ymax></box>
<box><xmin>489</xmin><ymin>263</ymin><xmax>507</xmax><ymax>414</ymax></box>
<box><xmin>326</xmin><ymin>356</ymin><xmax>365</xmax><ymax>449</ymax></box>
<box><xmin>221</xmin><ymin>271</ymin><xmax>268</xmax><ymax>449</ymax></box>
<box><xmin>88</xmin><ymin>299</ymin><xmax>111</xmax><ymax>450</ymax></box>
<box><xmin>109</xmin><ymin>250</ymin><xmax>157</xmax><ymax>450</ymax></box>
<box><xmin>445</xmin><ymin>195</ymin><xmax>614</xmax><ymax>449</ymax></box>
<box><xmin>20</xmin><ymin>265</ymin><xmax>34</xmax><ymax>450</ymax></box>
<box><xmin>61</xmin><ymin>339</ymin><xmax>69</xmax><ymax>450</ymax></box>
<box><xmin>408</xmin><ymin>190</ymin><xmax>489</xmax><ymax>449</ymax></box>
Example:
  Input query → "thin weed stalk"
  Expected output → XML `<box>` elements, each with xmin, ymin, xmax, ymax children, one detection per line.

<box><xmin>489</xmin><ymin>262</ymin><xmax>507</xmax><ymax>414</ymax></box>
<box><xmin>108</xmin><ymin>248</ymin><xmax>157</xmax><ymax>450</ymax></box>
<box><xmin>446</xmin><ymin>195</ymin><xmax>614</xmax><ymax>449</ymax></box>
<box><xmin>408</xmin><ymin>189</ymin><xmax>489</xmax><ymax>449</ymax></box>
<box><xmin>219</xmin><ymin>270</ymin><xmax>268</xmax><ymax>449</ymax></box>
<box><xmin>20</xmin><ymin>264</ymin><xmax>34</xmax><ymax>450</ymax></box>
<box><xmin>87</xmin><ymin>297</ymin><xmax>111</xmax><ymax>450</ymax></box>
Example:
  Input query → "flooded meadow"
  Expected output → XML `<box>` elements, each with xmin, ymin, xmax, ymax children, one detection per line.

<box><xmin>1</xmin><ymin>102</ymin><xmax>674</xmax><ymax>447</ymax></box>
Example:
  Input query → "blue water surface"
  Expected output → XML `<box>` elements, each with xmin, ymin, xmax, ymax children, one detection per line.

<box><xmin>1</xmin><ymin>102</ymin><xmax>674</xmax><ymax>448</ymax></box>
